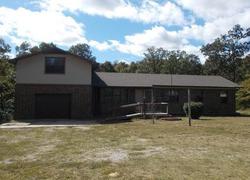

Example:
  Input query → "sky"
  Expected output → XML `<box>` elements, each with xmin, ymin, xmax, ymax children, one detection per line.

<box><xmin>0</xmin><ymin>0</ymin><xmax>250</xmax><ymax>63</ymax></box>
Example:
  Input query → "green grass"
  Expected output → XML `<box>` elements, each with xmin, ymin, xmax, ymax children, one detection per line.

<box><xmin>1</xmin><ymin>116</ymin><xmax>250</xmax><ymax>179</ymax></box>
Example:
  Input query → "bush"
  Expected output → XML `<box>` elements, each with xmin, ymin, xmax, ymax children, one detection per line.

<box><xmin>183</xmin><ymin>102</ymin><xmax>204</xmax><ymax>119</ymax></box>
<box><xmin>0</xmin><ymin>99</ymin><xmax>14</xmax><ymax>122</ymax></box>
<box><xmin>0</xmin><ymin>60</ymin><xmax>15</xmax><ymax>122</ymax></box>
<box><xmin>236</xmin><ymin>76</ymin><xmax>250</xmax><ymax>110</ymax></box>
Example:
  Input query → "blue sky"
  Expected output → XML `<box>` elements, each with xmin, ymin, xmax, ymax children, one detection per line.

<box><xmin>0</xmin><ymin>0</ymin><xmax>250</xmax><ymax>63</ymax></box>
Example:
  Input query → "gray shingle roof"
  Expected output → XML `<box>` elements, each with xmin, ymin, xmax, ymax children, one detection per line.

<box><xmin>93</xmin><ymin>72</ymin><xmax>239</xmax><ymax>88</ymax></box>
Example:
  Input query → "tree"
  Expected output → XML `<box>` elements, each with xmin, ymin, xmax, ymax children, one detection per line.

<box><xmin>38</xmin><ymin>42</ymin><xmax>56</xmax><ymax>51</ymax></box>
<box><xmin>69</xmin><ymin>43</ymin><xmax>98</xmax><ymax>70</ymax></box>
<box><xmin>136</xmin><ymin>47</ymin><xmax>202</xmax><ymax>74</ymax></box>
<box><xmin>137</xmin><ymin>47</ymin><xmax>166</xmax><ymax>73</ymax></box>
<box><xmin>15</xmin><ymin>41</ymin><xmax>32</xmax><ymax>57</ymax></box>
<box><xmin>0</xmin><ymin>38</ymin><xmax>11</xmax><ymax>60</ymax></box>
<box><xmin>0</xmin><ymin>39</ymin><xmax>15</xmax><ymax>121</ymax></box>
<box><xmin>128</xmin><ymin>62</ymin><xmax>138</xmax><ymax>73</ymax></box>
<box><xmin>161</xmin><ymin>50</ymin><xmax>202</xmax><ymax>75</ymax></box>
<box><xmin>236</xmin><ymin>75</ymin><xmax>250</xmax><ymax>109</ymax></box>
<box><xmin>113</xmin><ymin>61</ymin><xmax>129</xmax><ymax>73</ymax></box>
<box><xmin>239</xmin><ymin>55</ymin><xmax>250</xmax><ymax>80</ymax></box>
<box><xmin>98</xmin><ymin>61</ymin><xmax>115</xmax><ymax>72</ymax></box>
<box><xmin>15</xmin><ymin>42</ymin><xmax>57</xmax><ymax>57</ymax></box>
<box><xmin>69</xmin><ymin>43</ymin><xmax>96</xmax><ymax>62</ymax></box>
<box><xmin>0</xmin><ymin>60</ymin><xmax>15</xmax><ymax>121</ymax></box>
<box><xmin>201</xmin><ymin>24</ymin><xmax>250</xmax><ymax>82</ymax></box>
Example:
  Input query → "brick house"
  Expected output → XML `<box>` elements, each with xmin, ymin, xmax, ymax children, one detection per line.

<box><xmin>14</xmin><ymin>48</ymin><xmax>239</xmax><ymax>119</ymax></box>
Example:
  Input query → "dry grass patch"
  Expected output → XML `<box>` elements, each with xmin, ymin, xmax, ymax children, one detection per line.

<box><xmin>0</xmin><ymin>117</ymin><xmax>250</xmax><ymax>179</ymax></box>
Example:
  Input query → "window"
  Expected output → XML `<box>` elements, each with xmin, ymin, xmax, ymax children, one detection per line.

<box><xmin>220</xmin><ymin>91</ymin><xmax>228</xmax><ymax>104</ymax></box>
<box><xmin>45</xmin><ymin>57</ymin><xmax>65</xmax><ymax>74</ymax></box>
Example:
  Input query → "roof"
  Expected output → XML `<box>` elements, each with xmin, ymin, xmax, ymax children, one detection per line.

<box><xmin>12</xmin><ymin>47</ymin><xmax>93</xmax><ymax>64</ymax></box>
<box><xmin>93</xmin><ymin>72</ymin><xmax>239</xmax><ymax>88</ymax></box>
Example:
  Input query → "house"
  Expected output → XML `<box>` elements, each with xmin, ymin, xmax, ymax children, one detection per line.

<box><xmin>14</xmin><ymin>47</ymin><xmax>239</xmax><ymax>119</ymax></box>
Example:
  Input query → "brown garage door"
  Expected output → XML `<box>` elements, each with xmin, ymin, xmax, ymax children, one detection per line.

<box><xmin>35</xmin><ymin>94</ymin><xmax>71</xmax><ymax>119</ymax></box>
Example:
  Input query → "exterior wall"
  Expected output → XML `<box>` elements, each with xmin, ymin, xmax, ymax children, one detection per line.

<box><xmin>16</xmin><ymin>54</ymin><xmax>92</xmax><ymax>85</ymax></box>
<box><xmin>135</xmin><ymin>89</ymin><xmax>144</xmax><ymax>102</ymax></box>
<box><xmin>157</xmin><ymin>88</ymin><xmax>236</xmax><ymax>115</ymax></box>
<box><xmin>201</xmin><ymin>89</ymin><xmax>236</xmax><ymax>115</ymax></box>
<box><xmin>96</xmin><ymin>87</ymin><xmax>135</xmax><ymax>116</ymax></box>
<box><xmin>15</xmin><ymin>84</ymin><xmax>92</xmax><ymax>119</ymax></box>
<box><xmin>109</xmin><ymin>87</ymin><xmax>236</xmax><ymax>116</ymax></box>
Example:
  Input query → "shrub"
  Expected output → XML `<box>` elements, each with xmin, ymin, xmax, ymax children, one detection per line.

<box><xmin>236</xmin><ymin>76</ymin><xmax>250</xmax><ymax>110</ymax></box>
<box><xmin>0</xmin><ymin>99</ymin><xmax>14</xmax><ymax>122</ymax></box>
<box><xmin>183</xmin><ymin>102</ymin><xmax>204</xmax><ymax>119</ymax></box>
<box><xmin>0</xmin><ymin>60</ymin><xmax>15</xmax><ymax>122</ymax></box>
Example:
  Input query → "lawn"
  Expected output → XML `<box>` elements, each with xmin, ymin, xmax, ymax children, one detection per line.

<box><xmin>1</xmin><ymin>116</ymin><xmax>250</xmax><ymax>179</ymax></box>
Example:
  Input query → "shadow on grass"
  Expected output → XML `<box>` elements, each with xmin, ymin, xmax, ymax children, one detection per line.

<box><xmin>6</xmin><ymin>113</ymin><xmax>250</xmax><ymax>126</ymax></box>
<box><xmin>98</xmin><ymin>118</ymin><xmax>133</xmax><ymax>124</ymax></box>
<box><xmin>18</xmin><ymin>118</ymin><xmax>133</xmax><ymax>125</ymax></box>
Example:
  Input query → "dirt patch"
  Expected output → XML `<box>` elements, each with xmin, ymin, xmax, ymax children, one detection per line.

<box><xmin>84</xmin><ymin>146</ymin><xmax>165</xmax><ymax>163</ymax></box>
<box><xmin>4</xmin><ymin>139</ymin><xmax>60</xmax><ymax>164</ymax></box>
<box><xmin>5</xmin><ymin>135</ymin><xmax>30</xmax><ymax>144</ymax></box>
<box><xmin>108</xmin><ymin>172</ymin><xmax>119</xmax><ymax>177</ymax></box>
<box><xmin>21</xmin><ymin>144</ymin><xmax>57</xmax><ymax>162</ymax></box>
<box><xmin>136</xmin><ymin>138</ymin><xmax>148</xmax><ymax>143</ymax></box>
<box><xmin>85</xmin><ymin>148</ymin><xmax>128</xmax><ymax>163</ymax></box>
<box><xmin>172</xmin><ymin>147</ymin><xmax>209</xmax><ymax>159</ymax></box>
<box><xmin>129</xmin><ymin>146</ymin><xmax>165</xmax><ymax>157</ymax></box>
<box><xmin>39</xmin><ymin>144</ymin><xmax>56</xmax><ymax>153</ymax></box>
<box><xmin>0</xmin><ymin>159</ymin><xmax>13</xmax><ymax>165</ymax></box>
<box><xmin>140</xmin><ymin>146</ymin><xmax>165</xmax><ymax>156</ymax></box>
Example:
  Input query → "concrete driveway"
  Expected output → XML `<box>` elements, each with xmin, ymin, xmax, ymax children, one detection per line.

<box><xmin>0</xmin><ymin>120</ymin><xmax>98</xmax><ymax>129</ymax></box>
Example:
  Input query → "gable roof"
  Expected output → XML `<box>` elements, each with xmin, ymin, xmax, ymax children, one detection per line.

<box><xmin>93</xmin><ymin>72</ymin><xmax>239</xmax><ymax>88</ymax></box>
<box><xmin>12</xmin><ymin>47</ymin><xmax>93</xmax><ymax>64</ymax></box>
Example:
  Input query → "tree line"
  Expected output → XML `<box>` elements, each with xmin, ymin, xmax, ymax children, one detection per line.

<box><xmin>0</xmin><ymin>24</ymin><xmax>250</xmax><ymax>121</ymax></box>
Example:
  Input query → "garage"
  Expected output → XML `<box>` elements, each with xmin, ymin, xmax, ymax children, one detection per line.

<box><xmin>35</xmin><ymin>94</ymin><xmax>71</xmax><ymax>119</ymax></box>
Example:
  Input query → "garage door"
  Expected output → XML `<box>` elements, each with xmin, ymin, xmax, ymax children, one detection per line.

<box><xmin>35</xmin><ymin>94</ymin><xmax>71</xmax><ymax>119</ymax></box>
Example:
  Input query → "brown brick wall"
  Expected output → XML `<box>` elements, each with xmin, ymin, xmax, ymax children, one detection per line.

<box><xmin>96</xmin><ymin>87</ymin><xmax>236</xmax><ymax>116</ymax></box>
<box><xmin>163</xmin><ymin>88</ymin><xmax>236</xmax><ymax>115</ymax></box>
<box><xmin>15</xmin><ymin>84</ymin><xmax>92</xmax><ymax>119</ymax></box>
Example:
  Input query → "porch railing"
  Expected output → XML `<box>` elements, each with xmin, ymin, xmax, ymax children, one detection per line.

<box><xmin>111</xmin><ymin>100</ymin><xmax>169</xmax><ymax>118</ymax></box>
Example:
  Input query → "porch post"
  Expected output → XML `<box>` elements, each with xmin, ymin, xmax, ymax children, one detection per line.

<box><xmin>151</xmin><ymin>87</ymin><xmax>155</xmax><ymax>124</ymax></box>
<box><xmin>188</xmin><ymin>88</ymin><xmax>192</xmax><ymax>126</ymax></box>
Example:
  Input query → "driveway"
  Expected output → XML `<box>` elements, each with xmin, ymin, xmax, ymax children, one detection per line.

<box><xmin>0</xmin><ymin>120</ymin><xmax>98</xmax><ymax>129</ymax></box>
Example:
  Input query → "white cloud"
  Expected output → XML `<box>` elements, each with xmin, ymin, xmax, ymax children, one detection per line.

<box><xmin>180</xmin><ymin>10</ymin><xmax>250</xmax><ymax>43</ymax></box>
<box><xmin>102</xmin><ymin>26</ymin><xmax>204</xmax><ymax>60</ymax></box>
<box><xmin>96</xmin><ymin>11</ymin><xmax>249</xmax><ymax>62</ymax></box>
<box><xmin>1</xmin><ymin>0</ymin><xmax>250</xmax><ymax>64</ymax></box>
<box><xmin>88</xmin><ymin>40</ymin><xmax>112</xmax><ymax>51</ymax></box>
<box><xmin>89</xmin><ymin>0</ymin><xmax>250</xmax><ymax>63</ymax></box>
<box><xmin>177</xmin><ymin>0</ymin><xmax>250</xmax><ymax>21</ymax></box>
<box><xmin>0</xmin><ymin>7</ymin><xmax>86</xmax><ymax>46</ymax></box>
<box><xmin>38</xmin><ymin>0</ymin><xmax>187</xmax><ymax>25</ymax></box>
<box><xmin>108</xmin><ymin>26</ymin><xmax>186</xmax><ymax>56</ymax></box>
